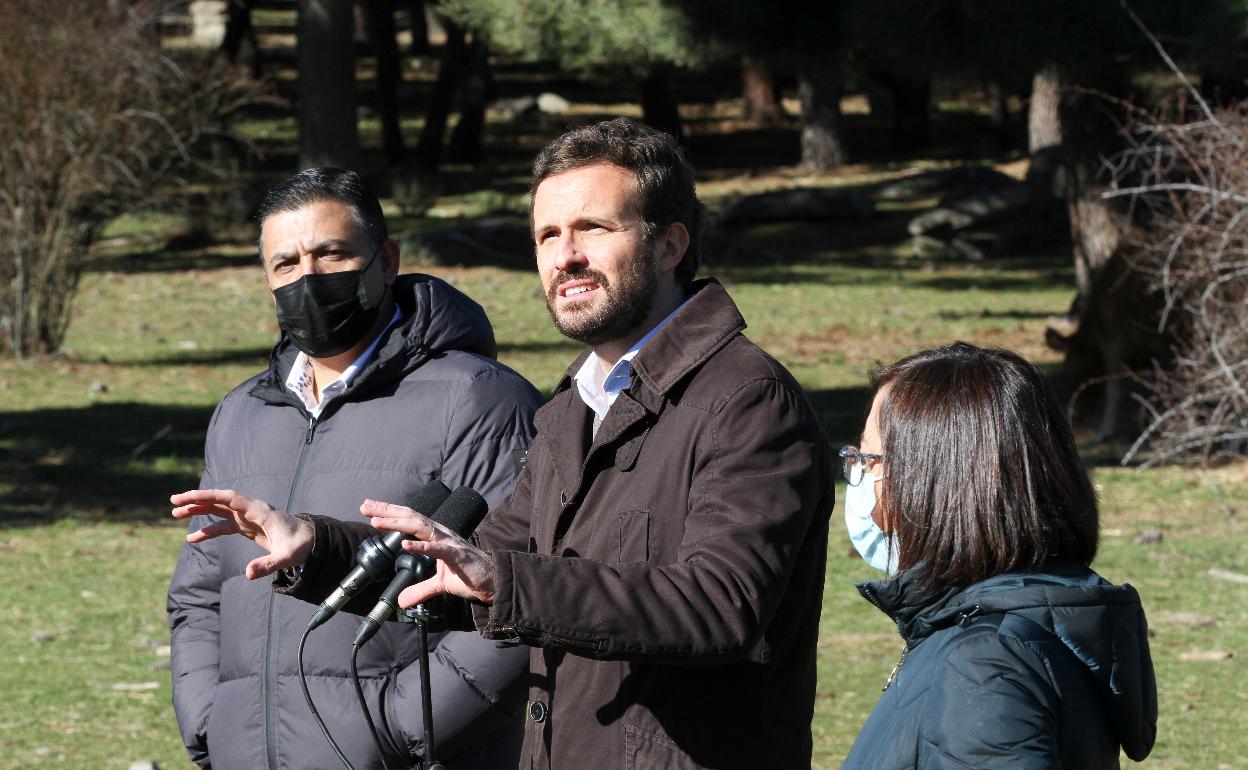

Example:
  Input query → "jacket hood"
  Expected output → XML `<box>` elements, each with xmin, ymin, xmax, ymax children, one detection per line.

<box><xmin>859</xmin><ymin>562</ymin><xmax>1157</xmax><ymax>761</ymax></box>
<box><xmin>253</xmin><ymin>273</ymin><xmax>497</xmax><ymax>407</ymax></box>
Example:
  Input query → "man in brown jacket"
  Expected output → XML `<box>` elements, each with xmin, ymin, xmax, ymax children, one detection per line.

<box><xmin>370</xmin><ymin>118</ymin><xmax>835</xmax><ymax>768</ymax></box>
<box><xmin>178</xmin><ymin>118</ymin><xmax>834</xmax><ymax>768</ymax></box>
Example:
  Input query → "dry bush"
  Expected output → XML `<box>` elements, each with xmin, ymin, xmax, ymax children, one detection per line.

<box><xmin>1104</xmin><ymin>98</ymin><xmax>1248</xmax><ymax>465</ymax></box>
<box><xmin>0</xmin><ymin>0</ymin><xmax>252</xmax><ymax>358</ymax></box>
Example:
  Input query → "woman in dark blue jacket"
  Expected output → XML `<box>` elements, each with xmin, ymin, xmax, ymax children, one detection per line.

<box><xmin>839</xmin><ymin>343</ymin><xmax>1157</xmax><ymax>769</ymax></box>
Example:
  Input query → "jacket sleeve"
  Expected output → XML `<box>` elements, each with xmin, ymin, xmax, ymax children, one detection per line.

<box><xmin>917</xmin><ymin>631</ymin><xmax>1061</xmax><ymax>769</ymax></box>
<box><xmin>271</xmin><ymin>515</ymin><xmax>381</xmax><ymax>613</ymax></box>
<box><xmin>384</xmin><ymin>367</ymin><xmax>537</xmax><ymax>755</ymax></box>
<box><xmin>440</xmin><ymin>368</ymin><xmax>541</xmax><ymax>508</ymax></box>
<box><xmin>166</xmin><ymin>404</ymin><xmax>226</xmax><ymax>769</ymax></box>
<box><xmin>478</xmin><ymin>377</ymin><xmax>831</xmax><ymax>664</ymax></box>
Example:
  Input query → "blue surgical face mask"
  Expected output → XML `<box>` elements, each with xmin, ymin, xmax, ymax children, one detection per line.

<box><xmin>844</xmin><ymin>471</ymin><xmax>898</xmax><ymax>574</ymax></box>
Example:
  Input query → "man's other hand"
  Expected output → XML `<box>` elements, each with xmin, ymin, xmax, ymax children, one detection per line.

<box><xmin>362</xmin><ymin>498</ymin><xmax>497</xmax><ymax>607</ymax></box>
<box><xmin>171</xmin><ymin>489</ymin><xmax>314</xmax><ymax>579</ymax></box>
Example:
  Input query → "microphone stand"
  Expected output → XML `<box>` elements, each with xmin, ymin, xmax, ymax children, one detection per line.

<box><xmin>400</xmin><ymin>598</ymin><xmax>445</xmax><ymax>770</ymax></box>
<box><xmin>408</xmin><ymin>601</ymin><xmax>444</xmax><ymax>770</ymax></box>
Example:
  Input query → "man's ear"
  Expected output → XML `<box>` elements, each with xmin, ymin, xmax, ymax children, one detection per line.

<box><xmin>656</xmin><ymin>223</ymin><xmax>690</xmax><ymax>274</ymax></box>
<box><xmin>380</xmin><ymin>239</ymin><xmax>401</xmax><ymax>284</ymax></box>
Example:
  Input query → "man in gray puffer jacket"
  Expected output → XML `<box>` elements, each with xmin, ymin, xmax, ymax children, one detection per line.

<box><xmin>167</xmin><ymin>168</ymin><xmax>542</xmax><ymax>770</ymax></box>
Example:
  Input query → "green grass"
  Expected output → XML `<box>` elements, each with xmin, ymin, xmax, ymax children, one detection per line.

<box><xmin>2</xmin><ymin>179</ymin><xmax>1246</xmax><ymax>769</ymax></box>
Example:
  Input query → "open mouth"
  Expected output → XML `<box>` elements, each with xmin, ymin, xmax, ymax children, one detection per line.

<box><xmin>558</xmin><ymin>279</ymin><xmax>601</xmax><ymax>298</ymax></box>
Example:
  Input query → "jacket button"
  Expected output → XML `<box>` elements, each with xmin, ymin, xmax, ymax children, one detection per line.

<box><xmin>528</xmin><ymin>700</ymin><xmax>548</xmax><ymax>723</ymax></box>
<box><xmin>559</xmin><ymin>490</ymin><xmax>567</xmax><ymax>506</ymax></box>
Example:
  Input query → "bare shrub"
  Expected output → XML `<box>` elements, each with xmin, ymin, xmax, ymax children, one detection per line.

<box><xmin>0</xmin><ymin>0</ymin><xmax>251</xmax><ymax>358</ymax></box>
<box><xmin>1103</xmin><ymin>98</ymin><xmax>1248</xmax><ymax>465</ymax></box>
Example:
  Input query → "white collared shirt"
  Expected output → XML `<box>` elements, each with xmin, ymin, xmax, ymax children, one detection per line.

<box><xmin>574</xmin><ymin>299</ymin><xmax>688</xmax><ymax>423</ymax></box>
<box><xmin>285</xmin><ymin>306</ymin><xmax>403</xmax><ymax>418</ymax></box>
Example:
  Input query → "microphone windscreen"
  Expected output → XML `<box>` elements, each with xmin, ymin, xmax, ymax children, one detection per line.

<box><xmin>408</xmin><ymin>480</ymin><xmax>452</xmax><ymax>517</ymax></box>
<box><xmin>431</xmin><ymin>486</ymin><xmax>489</xmax><ymax>537</ymax></box>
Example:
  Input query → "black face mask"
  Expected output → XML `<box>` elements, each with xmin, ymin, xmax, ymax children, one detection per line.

<box><xmin>272</xmin><ymin>249</ymin><xmax>386</xmax><ymax>358</ymax></box>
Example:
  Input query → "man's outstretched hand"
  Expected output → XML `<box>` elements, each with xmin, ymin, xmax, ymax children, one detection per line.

<box><xmin>362</xmin><ymin>498</ymin><xmax>497</xmax><ymax>608</ymax></box>
<box><xmin>171</xmin><ymin>489</ymin><xmax>314</xmax><ymax>580</ymax></box>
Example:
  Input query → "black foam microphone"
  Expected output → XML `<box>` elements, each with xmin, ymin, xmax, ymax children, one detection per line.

<box><xmin>306</xmin><ymin>480</ymin><xmax>453</xmax><ymax>633</ymax></box>
<box><xmin>353</xmin><ymin>486</ymin><xmax>489</xmax><ymax>647</ymax></box>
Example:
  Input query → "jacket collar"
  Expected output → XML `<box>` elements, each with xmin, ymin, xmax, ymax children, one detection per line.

<box><xmin>857</xmin><ymin>561</ymin><xmax>1114</xmax><ymax>646</ymax></box>
<box><xmin>548</xmin><ymin>278</ymin><xmax>745</xmax><ymax>407</ymax></box>
<box><xmin>536</xmin><ymin>278</ymin><xmax>746</xmax><ymax>499</ymax></box>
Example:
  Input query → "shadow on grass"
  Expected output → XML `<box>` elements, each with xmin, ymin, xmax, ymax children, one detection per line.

<box><xmin>89</xmin><ymin>249</ymin><xmax>262</xmax><ymax>275</ymax></box>
<box><xmin>497</xmin><ymin>340</ymin><xmax>583</xmax><ymax>356</ymax></box>
<box><xmin>119</xmin><ymin>347</ymin><xmax>273</xmax><ymax>367</ymax></box>
<box><xmin>0</xmin><ymin>402</ymin><xmax>213</xmax><ymax>528</ymax></box>
<box><xmin>806</xmin><ymin>386</ymin><xmax>873</xmax><ymax>452</ymax></box>
<box><xmin>936</xmin><ymin>309</ymin><xmax>1055</xmax><ymax>321</ymax></box>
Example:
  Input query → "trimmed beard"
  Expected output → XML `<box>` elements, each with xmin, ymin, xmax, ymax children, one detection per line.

<box><xmin>544</xmin><ymin>241</ymin><xmax>658</xmax><ymax>347</ymax></box>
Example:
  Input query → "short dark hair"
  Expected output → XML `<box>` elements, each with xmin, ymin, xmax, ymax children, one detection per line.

<box><xmin>530</xmin><ymin>118</ymin><xmax>703</xmax><ymax>286</ymax></box>
<box><xmin>255</xmin><ymin>167</ymin><xmax>388</xmax><ymax>252</ymax></box>
<box><xmin>871</xmin><ymin>342</ymin><xmax>1099</xmax><ymax>588</ymax></box>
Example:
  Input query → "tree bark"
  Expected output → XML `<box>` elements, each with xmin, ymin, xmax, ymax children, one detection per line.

<box><xmin>363</xmin><ymin>0</ymin><xmax>406</xmax><ymax>165</ymax></box>
<box><xmin>1038</xmin><ymin>73</ymin><xmax>1146</xmax><ymax>440</ymax></box>
<box><xmin>988</xmin><ymin>81</ymin><xmax>1013</xmax><ymax>153</ymax></box>
<box><xmin>405</xmin><ymin>0</ymin><xmax>430</xmax><ymax>57</ymax></box>
<box><xmin>741</xmin><ymin>55</ymin><xmax>785</xmax><ymax>127</ymax></box>
<box><xmin>221</xmin><ymin>0</ymin><xmax>262</xmax><ymax>79</ymax></box>
<box><xmin>641</xmin><ymin>66</ymin><xmax>683</xmax><ymax>142</ymax></box>
<box><xmin>888</xmin><ymin>76</ymin><xmax>930</xmax><ymax>152</ymax></box>
<box><xmin>1028</xmin><ymin>64</ymin><xmax>1062</xmax><ymax>153</ymax></box>
<box><xmin>797</xmin><ymin>59</ymin><xmax>847</xmax><ymax>171</ymax></box>
<box><xmin>297</xmin><ymin>0</ymin><xmax>359</xmax><ymax>169</ymax></box>
<box><xmin>416</xmin><ymin>15</ymin><xmax>466</xmax><ymax>172</ymax></box>
<box><xmin>448</xmin><ymin>33</ymin><xmax>491</xmax><ymax>164</ymax></box>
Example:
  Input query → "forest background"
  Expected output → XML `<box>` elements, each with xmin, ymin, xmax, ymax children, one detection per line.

<box><xmin>0</xmin><ymin>0</ymin><xmax>1246</xmax><ymax>767</ymax></box>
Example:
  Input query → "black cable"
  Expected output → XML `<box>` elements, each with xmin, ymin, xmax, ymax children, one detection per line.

<box><xmin>299</xmin><ymin>625</ymin><xmax>356</xmax><ymax>770</ymax></box>
<box><xmin>351</xmin><ymin>643</ymin><xmax>394</xmax><ymax>770</ymax></box>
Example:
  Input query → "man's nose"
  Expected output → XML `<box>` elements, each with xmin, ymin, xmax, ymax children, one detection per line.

<box><xmin>553</xmin><ymin>235</ymin><xmax>588</xmax><ymax>273</ymax></box>
<box><xmin>298</xmin><ymin>253</ymin><xmax>321</xmax><ymax>276</ymax></box>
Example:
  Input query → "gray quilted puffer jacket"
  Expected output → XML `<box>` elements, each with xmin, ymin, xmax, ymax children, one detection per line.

<box><xmin>167</xmin><ymin>273</ymin><xmax>543</xmax><ymax>770</ymax></box>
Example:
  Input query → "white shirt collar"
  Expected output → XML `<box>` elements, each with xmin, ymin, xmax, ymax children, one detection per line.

<box><xmin>285</xmin><ymin>306</ymin><xmax>403</xmax><ymax>418</ymax></box>
<box><xmin>574</xmin><ymin>298</ymin><xmax>687</xmax><ymax>422</ymax></box>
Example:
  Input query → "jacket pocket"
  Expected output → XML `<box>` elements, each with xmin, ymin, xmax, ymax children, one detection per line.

<box><xmin>618</xmin><ymin>510</ymin><xmax>651</xmax><ymax>565</ymax></box>
<box><xmin>623</xmin><ymin>722</ymin><xmax>702</xmax><ymax>770</ymax></box>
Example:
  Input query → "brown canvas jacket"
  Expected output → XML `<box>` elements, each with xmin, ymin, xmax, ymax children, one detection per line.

<box><xmin>471</xmin><ymin>278</ymin><xmax>834</xmax><ymax>769</ymax></box>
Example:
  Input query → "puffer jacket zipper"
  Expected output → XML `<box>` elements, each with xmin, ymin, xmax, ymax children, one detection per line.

<box><xmin>265</xmin><ymin>413</ymin><xmax>318</xmax><ymax>770</ymax></box>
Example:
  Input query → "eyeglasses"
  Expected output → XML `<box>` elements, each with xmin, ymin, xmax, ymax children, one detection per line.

<box><xmin>839</xmin><ymin>445</ymin><xmax>884</xmax><ymax>487</ymax></box>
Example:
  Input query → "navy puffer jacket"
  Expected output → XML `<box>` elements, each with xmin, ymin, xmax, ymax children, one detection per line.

<box><xmin>842</xmin><ymin>562</ymin><xmax>1157</xmax><ymax>769</ymax></box>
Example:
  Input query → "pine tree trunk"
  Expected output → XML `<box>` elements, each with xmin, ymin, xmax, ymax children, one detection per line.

<box><xmin>363</xmin><ymin>0</ymin><xmax>406</xmax><ymax>165</ymax></box>
<box><xmin>405</xmin><ymin>0</ymin><xmax>430</xmax><ymax>57</ymax></box>
<box><xmin>1039</xmin><ymin>74</ymin><xmax>1143</xmax><ymax>439</ymax></box>
<box><xmin>448</xmin><ymin>34</ymin><xmax>491</xmax><ymax>164</ymax></box>
<box><xmin>797</xmin><ymin>59</ymin><xmax>847</xmax><ymax>171</ymax></box>
<box><xmin>988</xmin><ymin>82</ymin><xmax>1013</xmax><ymax>153</ymax></box>
<box><xmin>416</xmin><ymin>15</ymin><xmax>466</xmax><ymax>172</ymax></box>
<box><xmin>641</xmin><ymin>66</ymin><xmax>683</xmax><ymax>142</ymax></box>
<box><xmin>890</xmin><ymin>76</ymin><xmax>930</xmax><ymax>152</ymax></box>
<box><xmin>297</xmin><ymin>0</ymin><xmax>359</xmax><ymax>169</ymax></box>
<box><xmin>221</xmin><ymin>0</ymin><xmax>262</xmax><ymax>79</ymax></box>
<box><xmin>1028</xmin><ymin>64</ymin><xmax>1062</xmax><ymax>153</ymax></box>
<box><xmin>741</xmin><ymin>55</ymin><xmax>785</xmax><ymax>127</ymax></box>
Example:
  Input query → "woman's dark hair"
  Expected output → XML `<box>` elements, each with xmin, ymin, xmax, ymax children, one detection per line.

<box><xmin>530</xmin><ymin>117</ymin><xmax>702</xmax><ymax>286</ymax></box>
<box><xmin>255</xmin><ymin>167</ymin><xmax>388</xmax><ymax>253</ymax></box>
<box><xmin>872</xmin><ymin>342</ymin><xmax>1098</xmax><ymax>587</ymax></box>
